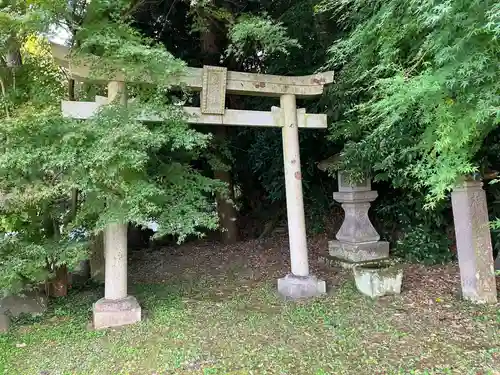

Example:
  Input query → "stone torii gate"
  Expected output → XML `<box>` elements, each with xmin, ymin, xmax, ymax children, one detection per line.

<box><xmin>51</xmin><ymin>43</ymin><xmax>333</xmax><ymax>329</ymax></box>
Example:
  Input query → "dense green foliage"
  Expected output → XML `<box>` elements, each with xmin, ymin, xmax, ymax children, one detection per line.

<box><xmin>316</xmin><ymin>0</ymin><xmax>500</xmax><ymax>260</ymax></box>
<box><xmin>321</xmin><ymin>0</ymin><xmax>500</xmax><ymax>205</ymax></box>
<box><xmin>212</xmin><ymin>0</ymin><xmax>498</xmax><ymax>257</ymax></box>
<box><xmin>372</xmin><ymin>187</ymin><xmax>453</xmax><ymax>264</ymax></box>
<box><xmin>0</xmin><ymin>1</ymin><xmax>221</xmax><ymax>293</ymax></box>
<box><xmin>131</xmin><ymin>0</ymin><xmax>336</xmax><ymax>235</ymax></box>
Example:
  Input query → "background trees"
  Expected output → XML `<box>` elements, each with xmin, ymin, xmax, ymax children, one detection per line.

<box><xmin>0</xmin><ymin>0</ymin><xmax>499</xmax><ymax>293</ymax></box>
<box><xmin>319</xmin><ymin>0</ymin><xmax>500</xmax><ymax>260</ymax></box>
<box><xmin>0</xmin><ymin>0</ymin><xmax>220</xmax><ymax>293</ymax></box>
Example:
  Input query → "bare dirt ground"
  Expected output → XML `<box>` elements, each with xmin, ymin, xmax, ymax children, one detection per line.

<box><xmin>130</xmin><ymin>232</ymin><xmax>499</xmax><ymax>301</ymax></box>
<box><xmin>127</xmin><ymin>233</ymin><xmax>500</xmax><ymax>373</ymax></box>
<box><xmin>2</xmin><ymin>233</ymin><xmax>499</xmax><ymax>375</ymax></box>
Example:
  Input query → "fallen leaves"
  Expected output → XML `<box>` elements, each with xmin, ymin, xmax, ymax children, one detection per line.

<box><xmin>3</xmin><ymin>233</ymin><xmax>499</xmax><ymax>374</ymax></box>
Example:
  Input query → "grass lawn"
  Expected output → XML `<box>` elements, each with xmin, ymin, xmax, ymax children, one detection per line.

<box><xmin>1</xmin><ymin>236</ymin><xmax>499</xmax><ymax>375</ymax></box>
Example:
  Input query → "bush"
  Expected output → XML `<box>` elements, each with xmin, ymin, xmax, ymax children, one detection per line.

<box><xmin>393</xmin><ymin>224</ymin><xmax>453</xmax><ymax>265</ymax></box>
<box><xmin>372</xmin><ymin>185</ymin><xmax>454</xmax><ymax>264</ymax></box>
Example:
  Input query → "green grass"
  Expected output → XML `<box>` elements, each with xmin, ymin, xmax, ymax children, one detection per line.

<box><xmin>1</xmin><ymin>278</ymin><xmax>499</xmax><ymax>375</ymax></box>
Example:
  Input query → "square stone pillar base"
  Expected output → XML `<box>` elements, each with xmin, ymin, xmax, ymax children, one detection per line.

<box><xmin>277</xmin><ymin>274</ymin><xmax>326</xmax><ymax>300</ymax></box>
<box><xmin>93</xmin><ymin>295</ymin><xmax>141</xmax><ymax>330</ymax></box>
<box><xmin>329</xmin><ymin>240</ymin><xmax>389</xmax><ymax>264</ymax></box>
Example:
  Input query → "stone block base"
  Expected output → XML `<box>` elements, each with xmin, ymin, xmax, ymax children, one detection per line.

<box><xmin>277</xmin><ymin>274</ymin><xmax>326</xmax><ymax>300</ymax></box>
<box><xmin>0</xmin><ymin>309</ymin><xmax>9</xmax><ymax>333</ymax></box>
<box><xmin>93</xmin><ymin>296</ymin><xmax>141</xmax><ymax>329</ymax></box>
<box><xmin>69</xmin><ymin>260</ymin><xmax>91</xmax><ymax>287</ymax></box>
<box><xmin>329</xmin><ymin>240</ymin><xmax>389</xmax><ymax>263</ymax></box>
<box><xmin>353</xmin><ymin>264</ymin><xmax>403</xmax><ymax>298</ymax></box>
<box><xmin>461</xmin><ymin>289</ymin><xmax>497</xmax><ymax>304</ymax></box>
<box><xmin>0</xmin><ymin>291</ymin><xmax>47</xmax><ymax>318</ymax></box>
<box><xmin>460</xmin><ymin>275</ymin><xmax>497</xmax><ymax>304</ymax></box>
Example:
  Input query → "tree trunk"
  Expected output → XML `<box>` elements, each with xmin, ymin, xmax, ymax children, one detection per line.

<box><xmin>214</xmin><ymin>126</ymin><xmax>239</xmax><ymax>244</ymax></box>
<box><xmin>68</xmin><ymin>79</ymin><xmax>76</xmax><ymax>101</ymax></box>
<box><xmin>48</xmin><ymin>265</ymin><xmax>68</xmax><ymax>297</ymax></box>
<box><xmin>199</xmin><ymin>4</ymin><xmax>239</xmax><ymax>244</ymax></box>
<box><xmin>1</xmin><ymin>38</ymin><xmax>23</xmax><ymax>117</ymax></box>
<box><xmin>5</xmin><ymin>50</ymin><xmax>22</xmax><ymax>67</ymax></box>
<box><xmin>5</xmin><ymin>39</ymin><xmax>22</xmax><ymax>93</ymax></box>
<box><xmin>5</xmin><ymin>39</ymin><xmax>22</xmax><ymax>68</ymax></box>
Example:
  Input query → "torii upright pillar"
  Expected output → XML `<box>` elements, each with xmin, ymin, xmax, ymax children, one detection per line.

<box><xmin>277</xmin><ymin>94</ymin><xmax>326</xmax><ymax>298</ymax></box>
<box><xmin>92</xmin><ymin>81</ymin><xmax>142</xmax><ymax>329</ymax></box>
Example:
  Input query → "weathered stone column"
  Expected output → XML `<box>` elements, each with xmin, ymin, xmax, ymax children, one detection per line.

<box><xmin>328</xmin><ymin>172</ymin><xmax>389</xmax><ymax>267</ymax></box>
<box><xmin>451</xmin><ymin>179</ymin><xmax>497</xmax><ymax>303</ymax></box>
<box><xmin>277</xmin><ymin>94</ymin><xmax>326</xmax><ymax>299</ymax></box>
<box><xmin>93</xmin><ymin>81</ymin><xmax>141</xmax><ymax>329</ymax></box>
<box><xmin>103</xmin><ymin>223</ymin><xmax>128</xmax><ymax>300</ymax></box>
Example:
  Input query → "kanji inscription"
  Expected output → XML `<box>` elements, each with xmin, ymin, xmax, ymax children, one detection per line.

<box><xmin>201</xmin><ymin>66</ymin><xmax>227</xmax><ymax>115</ymax></box>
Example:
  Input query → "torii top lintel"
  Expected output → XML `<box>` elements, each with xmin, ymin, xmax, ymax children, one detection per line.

<box><xmin>50</xmin><ymin>43</ymin><xmax>334</xmax><ymax>100</ymax></box>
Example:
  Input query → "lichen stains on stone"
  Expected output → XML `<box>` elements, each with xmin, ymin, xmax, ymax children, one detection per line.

<box><xmin>311</xmin><ymin>77</ymin><xmax>326</xmax><ymax>85</ymax></box>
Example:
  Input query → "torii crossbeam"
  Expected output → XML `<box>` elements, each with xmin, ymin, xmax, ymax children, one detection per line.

<box><xmin>50</xmin><ymin>43</ymin><xmax>334</xmax><ymax>329</ymax></box>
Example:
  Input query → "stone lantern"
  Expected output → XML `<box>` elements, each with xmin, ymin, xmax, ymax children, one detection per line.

<box><xmin>329</xmin><ymin>171</ymin><xmax>389</xmax><ymax>266</ymax></box>
<box><xmin>318</xmin><ymin>157</ymin><xmax>389</xmax><ymax>267</ymax></box>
